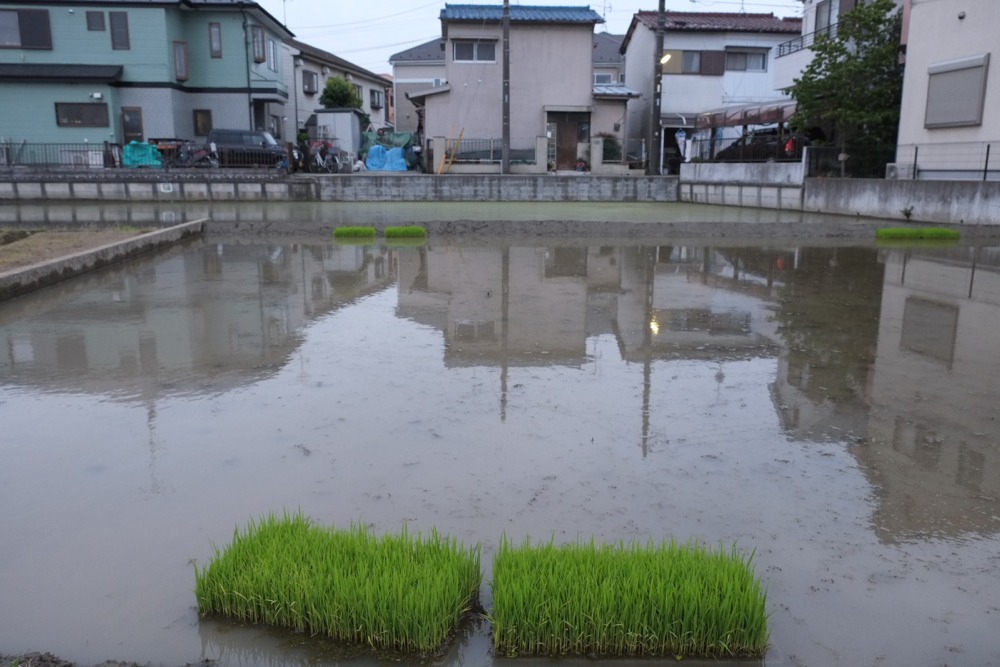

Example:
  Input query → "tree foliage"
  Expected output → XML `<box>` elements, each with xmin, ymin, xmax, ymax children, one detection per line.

<box><xmin>789</xmin><ymin>0</ymin><xmax>903</xmax><ymax>176</ymax></box>
<box><xmin>320</xmin><ymin>76</ymin><xmax>363</xmax><ymax>109</ymax></box>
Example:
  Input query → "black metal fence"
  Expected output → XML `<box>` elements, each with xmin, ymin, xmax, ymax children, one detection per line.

<box><xmin>0</xmin><ymin>140</ymin><xmax>294</xmax><ymax>171</ymax></box>
<box><xmin>895</xmin><ymin>142</ymin><xmax>1000</xmax><ymax>181</ymax></box>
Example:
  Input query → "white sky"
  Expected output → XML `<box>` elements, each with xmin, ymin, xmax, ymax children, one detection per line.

<box><xmin>255</xmin><ymin>0</ymin><xmax>805</xmax><ymax>75</ymax></box>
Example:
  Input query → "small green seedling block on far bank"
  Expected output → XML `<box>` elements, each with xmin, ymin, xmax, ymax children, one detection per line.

<box><xmin>488</xmin><ymin>536</ymin><xmax>769</xmax><ymax>659</ymax></box>
<box><xmin>875</xmin><ymin>227</ymin><xmax>960</xmax><ymax>240</ymax></box>
<box><xmin>333</xmin><ymin>226</ymin><xmax>376</xmax><ymax>240</ymax></box>
<box><xmin>384</xmin><ymin>226</ymin><xmax>427</xmax><ymax>239</ymax></box>
<box><xmin>194</xmin><ymin>512</ymin><xmax>481</xmax><ymax>656</ymax></box>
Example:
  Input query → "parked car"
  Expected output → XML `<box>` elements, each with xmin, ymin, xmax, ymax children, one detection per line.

<box><xmin>715</xmin><ymin>129</ymin><xmax>807</xmax><ymax>162</ymax></box>
<box><xmin>205</xmin><ymin>129</ymin><xmax>286</xmax><ymax>167</ymax></box>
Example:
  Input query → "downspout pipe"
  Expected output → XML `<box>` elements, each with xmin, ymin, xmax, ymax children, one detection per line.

<box><xmin>240</xmin><ymin>5</ymin><xmax>253</xmax><ymax>129</ymax></box>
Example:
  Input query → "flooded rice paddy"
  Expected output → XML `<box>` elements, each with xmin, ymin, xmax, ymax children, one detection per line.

<box><xmin>1</xmin><ymin>204</ymin><xmax>999</xmax><ymax>667</ymax></box>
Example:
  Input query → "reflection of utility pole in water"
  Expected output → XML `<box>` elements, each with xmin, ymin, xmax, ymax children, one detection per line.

<box><xmin>500</xmin><ymin>247</ymin><xmax>510</xmax><ymax>421</ymax></box>
<box><xmin>640</xmin><ymin>246</ymin><xmax>655</xmax><ymax>457</ymax></box>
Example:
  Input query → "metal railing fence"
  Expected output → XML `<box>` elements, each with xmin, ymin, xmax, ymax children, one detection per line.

<box><xmin>443</xmin><ymin>137</ymin><xmax>537</xmax><ymax>164</ymax></box>
<box><xmin>895</xmin><ymin>142</ymin><xmax>1000</xmax><ymax>181</ymax></box>
<box><xmin>777</xmin><ymin>23</ymin><xmax>839</xmax><ymax>58</ymax></box>
<box><xmin>0</xmin><ymin>140</ymin><xmax>293</xmax><ymax>171</ymax></box>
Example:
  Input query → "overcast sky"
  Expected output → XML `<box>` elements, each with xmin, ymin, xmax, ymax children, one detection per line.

<box><xmin>255</xmin><ymin>0</ymin><xmax>805</xmax><ymax>75</ymax></box>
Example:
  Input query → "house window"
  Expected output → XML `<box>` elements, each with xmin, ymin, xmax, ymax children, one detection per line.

<box><xmin>354</xmin><ymin>83</ymin><xmax>363</xmax><ymax>100</ymax></box>
<box><xmin>252</xmin><ymin>25</ymin><xmax>265</xmax><ymax>63</ymax></box>
<box><xmin>661</xmin><ymin>49</ymin><xmax>724</xmax><ymax>76</ymax></box>
<box><xmin>266</xmin><ymin>37</ymin><xmax>278</xmax><ymax>71</ymax></box>
<box><xmin>209</xmin><ymin>22</ymin><xmax>222</xmax><ymax>58</ymax></box>
<box><xmin>925</xmin><ymin>53</ymin><xmax>990</xmax><ymax>128</ymax></box>
<box><xmin>453</xmin><ymin>40</ymin><xmax>496</xmax><ymax>62</ymax></box>
<box><xmin>303</xmin><ymin>70</ymin><xmax>319</xmax><ymax>94</ymax></box>
<box><xmin>726</xmin><ymin>50</ymin><xmax>767</xmax><ymax>72</ymax></box>
<box><xmin>109</xmin><ymin>11</ymin><xmax>129</xmax><ymax>50</ymax></box>
<box><xmin>661</xmin><ymin>50</ymin><xmax>701</xmax><ymax>74</ymax></box>
<box><xmin>594</xmin><ymin>73</ymin><xmax>613</xmax><ymax>84</ymax></box>
<box><xmin>815</xmin><ymin>0</ymin><xmax>832</xmax><ymax>33</ymax></box>
<box><xmin>193</xmin><ymin>109</ymin><xmax>212</xmax><ymax>136</ymax></box>
<box><xmin>0</xmin><ymin>9</ymin><xmax>52</xmax><ymax>49</ymax></box>
<box><xmin>55</xmin><ymin>102</ymin><xmax>109</xmax><ymax>127</ymax></box>
<box><xmin>86</xmin><ymin>11</ymin><xmax>104</xmax><ymax>31</ymax></box>
<box><xmin>370</xmin><ymin>89</ymin><xmax>384</xmax><ymax>109</ymax></box>
<box><xmin>174</xmin><ymin>41</ymin><xmax>189</xmax><ymax>81</ymax></box>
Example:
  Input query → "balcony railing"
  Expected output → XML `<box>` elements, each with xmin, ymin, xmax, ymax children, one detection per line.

<box><xmin>777</xmin><ymin>23</ymin><xmax>838</xmax><ymax>58</ymax></box>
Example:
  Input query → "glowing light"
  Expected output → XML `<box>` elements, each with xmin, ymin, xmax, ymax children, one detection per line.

<box><xmin>649</xmin><ymin>319</ymin><xmax>660</xmax><ymax>335</ymax></box>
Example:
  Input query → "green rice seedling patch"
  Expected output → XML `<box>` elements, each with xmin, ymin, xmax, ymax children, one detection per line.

<box><xmin>194</xmin><ymin>512</ymin><xmax>481</xmax><ymax>657</ymax></box>
<box><xmin>875</xmin><ymin>227</ymin><xmax>959</xmax><ymax>240</ymax></box>
<box><xmin>333</xmin><ymin>226</ymin><xmax>376</xmax><ymax>240</ymax></box>
<box><xmin>384</xmin><ymin>226</ymin><xmax>427</xmax><ymax>239</ymax></box>
<box><xmin>489</xmin><ymin>536</ymin><xmax>769</xmax><ymax>659</ymax></box>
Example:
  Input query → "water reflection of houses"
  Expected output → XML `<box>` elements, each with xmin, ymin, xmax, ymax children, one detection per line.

<box><xmin>395</xmin><ymin>244</ymin><xmax>786</xmax><ymax>444</ymax></box>
<box><xmin>863</xmin><ymin>247</ymin><xmax>1000</xmax><ymax>541</ymax></box>
<box><xmin>0</xmin><ymin>241</ymin><xmax>394</xmax><ymax>400</ymax></box>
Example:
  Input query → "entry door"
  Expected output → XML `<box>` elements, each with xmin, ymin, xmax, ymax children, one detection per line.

<box><xmin>548</xmin><ymin>111</ymin><xmax>590</xmax><ymax>170</ymax></box>
<box><xmin>122</xmin><ymin>107</ymin><xmax>143</xmax><ymax>143</ymax></box>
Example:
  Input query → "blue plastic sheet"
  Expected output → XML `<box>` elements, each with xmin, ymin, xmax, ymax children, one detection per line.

<box><xmin>365</xmin><ymin>144</ymin><xmax>407</xmax><ymax>171</ymax></box>
<box><xmin>122</xmin><ymin>141</ymin><xmax>162</xmax><ymax>168</ymax></box>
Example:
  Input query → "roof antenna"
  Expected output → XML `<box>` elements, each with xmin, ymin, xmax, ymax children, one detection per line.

<box><xmin>600</xmin><ymin>1</ymin><xmax>611</xmax><ymax>32</ymax></box>
<box><xmin>739</xmin><ymin>0</ymin><xmax>746</xmax><ymax>15</ymax></box>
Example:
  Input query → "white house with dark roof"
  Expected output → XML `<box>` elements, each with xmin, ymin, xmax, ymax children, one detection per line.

<box><xmin>406</xmin><ymin>4</ymin><xmax>639</xmax><ymax>172</ymax></box>
<box><xmin>282</xmin><ymin>37</ymin><xmax>392</xmax><ymax>142</ymax></box>
<box><xmin>389</xmin><ymin>38</ymin><xmax>447</xmax><ymax>134</ymax></box>
<box><xmin>621</xmin><ymin>11</ymin><xmax>801</xmax><ymax>172</ymax></box>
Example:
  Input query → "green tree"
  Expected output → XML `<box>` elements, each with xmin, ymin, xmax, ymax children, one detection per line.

<box><xmin>320</xmin><ymin>76</ymin><xmax>363</xmax><ymax>109</ymax></box>
<box><xmin>789</xmin><ymin>0</ymin><xmax>903</xmax><ymax>177</ymax></box>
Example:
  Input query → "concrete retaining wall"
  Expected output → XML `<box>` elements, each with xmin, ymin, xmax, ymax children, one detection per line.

<box><xmin>318</xmin><ymin>174</ymin><xmax>676</xmax><ymax>202</ymax></box>
<box><xmin>0</xmin><ymin>172</ymin><xmax>676</xmax><ymax>203</ymax></box>
<box><xmin>802</xmin><ymin>178</ymin><xmax>1000</xmax><ymax>226</ymax></box>
<box><xmin>680</xmin><ymin>161</ymin><xmax>805</xmax><ymax>185</ymax></box>
<box><xmin>0</xmin><ymin>219</ymin><xmax>205</xmax><ymax>300</ymax></box>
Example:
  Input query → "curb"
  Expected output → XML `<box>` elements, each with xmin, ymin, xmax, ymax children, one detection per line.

<box><xmin>0</xmin><ymin>219</ymin><xmax>206</xmax><ymax>301</ymax></box>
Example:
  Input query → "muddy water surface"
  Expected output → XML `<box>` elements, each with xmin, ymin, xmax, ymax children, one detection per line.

<box><xmin>1</xmin><ymin>230</ymin><xmax>998</xmax><ymax>667</ymax></box>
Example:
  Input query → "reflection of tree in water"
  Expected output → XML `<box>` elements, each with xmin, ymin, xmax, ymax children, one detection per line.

<box><xmin>770</xmin><ymin>247</ymin><xmax>884</xmax><ymax>404</ymax></box>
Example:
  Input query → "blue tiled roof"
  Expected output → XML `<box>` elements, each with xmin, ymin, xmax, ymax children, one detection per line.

<box><xmin>441</xmin><ymin>4</ymin><xmax>604</xmax><ymax>24</ymax></box>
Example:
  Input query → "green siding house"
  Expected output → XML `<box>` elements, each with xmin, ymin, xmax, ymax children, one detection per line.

<box><xmin>0</xmin><ymin>0</ymin><xmax>293</xmax><ymax>145</ymax></box>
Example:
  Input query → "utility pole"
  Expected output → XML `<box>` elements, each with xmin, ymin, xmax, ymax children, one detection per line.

<box><xmin>646</xmin><ymin>0</ymin><xmax>665</xmax><ymax>175</ymax></box>
<box><xmin>501</xmin><ymin>0</ymin><xmax>511</xmax><ymax>174</ymax></box>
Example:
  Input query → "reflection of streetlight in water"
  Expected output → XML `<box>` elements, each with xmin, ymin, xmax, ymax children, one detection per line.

<box><xmin>715</xmin><ymin>362</ymin><xmax>725</xmax><ymax>405</ymax></box>
<box><xmin>649</xmin><ymin>318</ymin><xmax>660</xmax><ymax>335</ymax></box>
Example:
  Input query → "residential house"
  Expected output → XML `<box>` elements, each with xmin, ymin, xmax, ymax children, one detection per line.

<box><xmin>0</xmin><ymin>0</ymin><xmax>292</xmax><ymax>145</ymax></box>
<box><xmin>893</xmin><ymin>0</ymin><xmax>997</xmax><ymax>180</ymax></box>
<box><xmin>407</xmin><ymin>4</ymin><xmax>637</xmax><ymax>172</ymax></box>
<box><xmin>282</xmin><ymin>38</ymin><xmax>392</xmax><ymax>143</ymax></box>
<box><xmin>772</xmin><ymin>0</ymin><xmax>859</xmax><ymax>91</ymax></box>
<box><xmin>621</xmin><ymin>11</ymin><xmax>801</xmax><ymax>172</ymax></box>
<box><xmin>389</xmin><ymin>38</ymin><xmax>446</xmax><ymax>134</ymax></box>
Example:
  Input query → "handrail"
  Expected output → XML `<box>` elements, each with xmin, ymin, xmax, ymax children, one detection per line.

<box><xmin>776</xmin><ymin>23</ymin><xmax>838</xmax><ymax>58</ymax></box>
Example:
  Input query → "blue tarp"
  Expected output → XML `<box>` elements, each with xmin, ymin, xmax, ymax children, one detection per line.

<box><xmin>365</xmin><ymin>144</ymin><xmax>408</xmax><ymax>171</ymax></box>
<box><xmin>122</xmin><ymin>141</ymin><xmax>162</xmax><ymax>168</ymax></box>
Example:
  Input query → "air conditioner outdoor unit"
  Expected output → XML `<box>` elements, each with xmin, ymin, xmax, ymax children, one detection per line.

<box><xmin>885</xmin><ymin>163</ymin><xmax>914</xmax><ymax>180</ymax></box>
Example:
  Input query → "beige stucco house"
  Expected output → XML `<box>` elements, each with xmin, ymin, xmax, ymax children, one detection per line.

<box><xmin>406</xmin><ymin>5</ymin><xmax>638</xmax><ymax>173</ymax></box>
<box><xmin>893</xmin><ymin>0</ymin><xmax>997</xmax><ymax>180</ymax></box>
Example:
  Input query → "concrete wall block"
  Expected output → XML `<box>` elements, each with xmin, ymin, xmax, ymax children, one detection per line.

<box><xmin>183</xmin><ymin>183</ymin><xmax>210</xmax><ymax>200</ymax></box>
<box><xmin>264</xmin><ymin>183</ymin><xmax>289</xmax><ymax>200</ymax></box>
<box><xmin>236</xmin><ymin>183</ymin><xmax>263</xmax><ymax>200</ymax></box>
<box><xmin>99</xmin><ymin>183</ymin><xmax>127</xmax><ymax>200</ymax></box>
<box><xmin>42</xmin><ymin>183</ymin><xmax>72</xmax><ymax>199</ymax></box>
<box><xmin>127</xmin><ymin>183</ymin><xmax>155</xmax><ymax>200</ymax></box>
<box><xmin>72</xmin><ymin>183</ymin><xmax>100</xmax><ymax>199</ymax></box>
<box><xmin>210</xmin><ymin>183</ymin><xmax>237</xmax><ymax>200</ymax></box>
<box><xmin>16</xmin><ymin>183</ymin><xmax>44</xmax><ymax>200</ymax></box>
<box><xmin>0</xmin><ymin>182</ymin><xmax>15</xmax><ymax>200</ymax></box>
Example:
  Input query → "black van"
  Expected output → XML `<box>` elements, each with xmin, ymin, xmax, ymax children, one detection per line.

<box><xmin>205</xmin><ymin>129</ymin><xmax>285</xmax><ymax>167</ymax></box>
